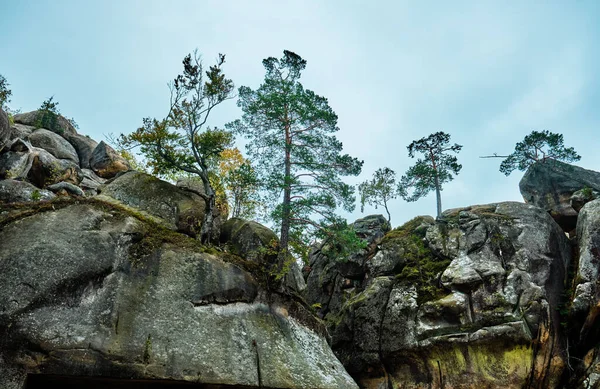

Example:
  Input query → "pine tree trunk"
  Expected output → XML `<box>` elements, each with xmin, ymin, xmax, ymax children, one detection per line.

<box><xmin>278</xmin><ymin>121</ymin><xmax>292</xmax><ymax>272</ymax></box>
<box><xmin>434</xmin><ymin>173</ymin><xmax>442</xmax><ymax>218</ymax></box>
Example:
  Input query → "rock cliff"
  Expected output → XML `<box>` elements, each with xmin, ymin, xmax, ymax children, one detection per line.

<box><xmin>0</xmin><ymin>107</ymin><xmax>357</xmax><ymax>388</ymax></box>
<box><xmin>3</xmin><ymin>106</ymin><xmax>600</xmax><ymax>389</ymax></box>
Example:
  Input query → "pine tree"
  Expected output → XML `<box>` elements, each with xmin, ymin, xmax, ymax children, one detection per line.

<box><xmin>227</xmin><ymin>50</ymin><xmax>363</xmax><ymax>269</ymax></box>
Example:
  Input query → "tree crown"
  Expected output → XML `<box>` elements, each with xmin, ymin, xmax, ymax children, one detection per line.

<box><xmin>499</xmin><ymin>130</ymin><xmax>581</xmax><ymax>175</ymax></box>
<box><xmin>399</xmin><ymin>131</ymin><xmax>462</xmax><ymax>202</ymax></box>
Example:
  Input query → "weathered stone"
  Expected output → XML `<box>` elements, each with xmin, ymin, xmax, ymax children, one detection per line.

<box><xmin>67</xmin><ymin>133</ymin><xmax>98</xmax><ymax>168</ymax></box>
<box><xmin>520</xmin><ymin>160</ymin><xmax>600</xmax><ymax>231</ymax></box>
<box><xmin>28</xmin><ymin>128</ymin><xmax>79</xmax><ymax>163</ymax></box>
<box><xmin>8</xmin><ymin>123</ymin><xmax>34</xmax><ymax>140</ymax></box>
<box><xmin>0</xmin><ymin>108</ymin><xmax>9</xmax><ymax>152</ymax></box>
<box><xmin>89</xmin><ymin>141</ymin><xmax>130</xmax><ymax>178</ymax></box>
<box><xmin>26</xmin><ymin>148</ymin><xmax>83</xmax><ymax>188</ymax></box>
<box><xmin>572</xmin><ymin>199</ymin><xmax>600</xmax><ymax>355</ymax></box>
<box><xmin>220</xmin><ymin>217</ymin><xmax>278</xmax><ymax>264</ymax></box>
<box><xmin>47</xmin><ymin>181</ymin><xmax>85</xmax><ymax>197</ymax></box>
<box><xmin>0</xmin><ymin>202</ymin><xmax>357</xmax><ymax>389</ymax></box>
<box><xmin>352</xmin><ymin>214</ymin><xmax>391</xmax><ymax>244</ymax></box>
<box><xmin>13</xmin><ymin>110</ymin><xmax>78</xmax><ymax>138</ymax></box>
<box><xmin>0</xmin><ymin>179</ymin><xmax>55</xmax><ymax>203</ymax></box>
<box><xmin>308</xmin><ymin>203</ymin><xmax>571</xmax><ymax>388</ymax></box>
<box><xmin>78</xmin><ymin>168</ymin><xmax>106</xmax><ymax>194</ymax></box>
<box><xmin>98</xmin><ymin>171</ymin><xmax>206</xmax><ymax>238</ymax></box>
<box><xmin>0</xmin><ymin>151</ymin><xmax>31</xmax><ymax>180</ymax></box>
<box><xmin>284</xmin><ymin>261</ymin><xmax>307</xmax><ymax>293</ymax></box>
<box><xmin>8</xmin><ymin>138</ymin><xmax>33</xmax><ymax>153</ymax></box>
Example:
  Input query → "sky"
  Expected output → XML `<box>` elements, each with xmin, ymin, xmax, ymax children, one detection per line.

<box><xmin>1</xmin><ymin>1</ymin><xmax>599</xmax><ymax>228</ymax></box>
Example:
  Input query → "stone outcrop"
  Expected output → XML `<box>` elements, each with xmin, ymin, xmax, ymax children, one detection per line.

<box><xmin>0</xmin><ymin>199</ymin><xmax>358</xmax><ymax>389</ymax></box>
<box><xmin>306</xmin><ymin>204</ymin><xmax>571</xmax><ymax>388</ymax></box>
<box><xmin>13</xmin><ymin>110</ymin><xmax>78</xmax><ymax>138</ymax></box>
<box><xmin>67</xmin><ymin>133</ymin><xmax>98</xmax><ymax>169</ymax></box>
<box><xmin>0</xmin><ymin>111</ymin><xmax>111</xmax><ymax>198</ymax></box>
<box><xmin>98</xmin><ymin>170</ymin><xmax>207</xmax><ymax>238</ymax></box>
<box><xmin>0</xmin><ymin>179</ymin><xmax>55</xmax><ymax>203</ymax></box>
<box><xmin>520</xmin><ymin>160</ymin><xmax>600</xmax><ymax>232</ymax></box>
<box><xmin>28</xmin><ymin>128</ymin><xmax>79</xmax><ymax>163</ymax></box>
<box><xmin>89</xmin><ymin>141</ymin><xmax>130</xmax><ymax>178</ymax></box>
<box><xmin>220</xmin><ymin>217</ymin><xmax>279</xmax><ymax>264</ymax></box>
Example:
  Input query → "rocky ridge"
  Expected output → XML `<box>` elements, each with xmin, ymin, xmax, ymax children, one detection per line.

<box><xmin>0</xmin><ymin>108</ymin><xmax>357</xmax><ymax>389</ymax></box>
<box><xmin>3</xmin><ymin>105</ymin><xmax>600</xmax><ymax>389</ymax></box>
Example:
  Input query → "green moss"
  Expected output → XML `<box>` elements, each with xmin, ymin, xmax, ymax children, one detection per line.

<box><xmin>143</xmin><ymin>334</ymin><xmax>152</xmax><ymax>364</ymax></box>
<box><xmin>384</xmin><ymin>218</ymin><xmax>450</xmax><ymax>304</ymax></box>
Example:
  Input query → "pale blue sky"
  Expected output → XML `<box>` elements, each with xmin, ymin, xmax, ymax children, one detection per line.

<box><xmin>1</xmin><ymin>1</ymin><xmax>599</xmax><ymax>227</ymax></box>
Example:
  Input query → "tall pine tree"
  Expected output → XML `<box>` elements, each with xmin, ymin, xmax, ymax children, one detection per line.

<box><xmin>227</xmin><ymin>50</ymin><xmax>363</xmax><ymax>269</ymax></box>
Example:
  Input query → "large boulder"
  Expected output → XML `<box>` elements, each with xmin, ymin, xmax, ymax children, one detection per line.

<box><xmin>27</xmin><ymin>128</ymin><xmax>79</xmax><ymax>163</ymax></box>
<box><xmin>89</xmin><ymin>141</ymin><xmax>130</xmax><ymax>178</ymax></box>
<box><xmin>0</xmin><ymin>179</ymin><xmax>55</xmax><ymax>203</ymax></box>
<box><xmin>520</xmin><ymin>160</ymin><xmax>600</xmax><ymax>232</ymax></box>
<box><xmin>0</xmin><ymin>201</ymin><xmax>357</xmax><ymax>389</ymax></box>
<box><xmin>98</xmin><ymin>171</ymin><xmax>206</xmax><ymax>238</ymax></box>
<box><xmin>306</xmin><ymin>203</ymin><xmax>571</xmax><ymax>388</ymax></box>
<box><xmin>13</xmin><ymin>110</ymin><xmax>78</xmax><ymax>138</ymax></box>
<box><xmin>0</xmin><ymin>143</ymin><xmax>82</xmax><ymax>188</ymax></box>
<box><xmin>0</xmin><ymin>108</ymin><xmax>9</xmax><ymax>152</ymax></box>
<box><xmin>67</xmin><ymin>133</ymin><xmax>98</xmax><ymax>169</ymax></box>
<box><xmin>8</xmin><ymin>123</ymin><xmax>34</xmax><ymax>140</ymax></box>
<box><xmin>26</xmin><ymin>148</ymin><xmax>82</xmax><ymax>188</ymax></box>
<box><xmin>220</xmin><ymin>217</ymin><xmax>279</xmax><ymax>264</ymax></box>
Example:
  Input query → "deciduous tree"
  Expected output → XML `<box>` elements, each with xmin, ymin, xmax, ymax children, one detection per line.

<box><xmin>227</xmin><ymin>50</ymin><xmax>363</xmax><ymax>269</ymax></box>
<box><xmin>119</xmin><ymin>51</ymin><xmax>235</xmax><ymax>243</ymax></box>
<box><xmin>399</xmin><ymin>131</ymin><xmax>462</xmax><ymax>218</ymax></box>
<box><xmin>218</xmin><ymin>148</ymin><xmax>260</xmax><ymax>219</ymax></box>
<box><xmin>358</xmin><ymin>167</ymin><xmax>398</xmax><ymax>223</ymax></box>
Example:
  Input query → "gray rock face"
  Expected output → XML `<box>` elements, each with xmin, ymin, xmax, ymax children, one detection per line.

<box><xmin>90</xmin><ymin>141</ymin><xmax>130</xmax><ymax>178</ymax></box>
<box><xmin>8</xmin><ymin>123</ymin><xmax>34</xmax><ymax>140</ymax></box>
<box><xmin>0</xmin><ymin>179</ymin><xmax>55</xmax><ymax>203</ymax></box>
<box><xmin>99</xmin><ymin>171</ymin><xmax>206</xmax><ymax>238</ymax></box>
<box><xmin>306</xmin><ymin>204</ymin><xmax>571</xmax><ymax>389</ymax></box>
<box><xmin>220</xmin><ymin>217</ymin><xmax>279</xmax><ymax>264</ymax></box>
<box><xmin>0</xmin><ymin>151</ymin><xmax>31</xmax><ymax>180</ymax></box>
<box><xmin>47</xmin><ymin>181</ymin><xmax>85</xmax><ymax>197</ymax></box>
<box><xmin>68</xmin><ymin>133</ymin><xmax>98</xmax><ymax>168</ymax></box>
<box><xmin>26</xmin><ymin>147</ymin><xmax>83</xmax><ymax>188</ymax></box>
<box><xmin>28</xmin><ymin>128</ymin><xmax>79</xmax><ymax>163</ymax></box>
<box><xmin>520</xmin><ymin>160</ymin><xmax>600</xmax><ymax>231</ymax></box>
<box><xmin>352</xmin><ymin>214</ymin><xmax>391</xmax><ymax>244</ymax></box>
<box><xmin>13</xmin><ymin>110</ymin><xmax>78</xmax><ymax>138</ymax></box>
<box><xmin>0</xmin><ymin>201</ymin><xmax>357</xmax><ymax>389</ymax></box>
<box><xmin>0</xmin><ymin>108</ymin><xmax>9</xmax><ymax>152</ymax></box>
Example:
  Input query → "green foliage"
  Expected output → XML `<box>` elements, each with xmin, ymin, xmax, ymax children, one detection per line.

<box><xmin>227</xmin><ymin>50</ymin><xmax>364</xmax><ymax>265</ymax></box>
<box><xmin>499</xmin><ymin>130</ymin><xmax>581</xmax><ymax>176</ymax></box>
<box><xmin>358</xmin><ymin>167</ymin><xmax>398</xmax><ymax>223</ymax></box>
<box><xmin>225</xmin><ymin>162</ymin><xmax>260</xmax><ymax>218</ymax></box>
<box><xmin>0</xmin><ymin>74</ymin><xmax>12</xmax><ymax>110</ymax></box>
<box><xmin>118</xmin><ymin>50</ymin><xmax>235</xmax><ymax>243</ymax></box>
<box><xmin>582</xmin><ymin>186</ymin><xmax>593</xmax><ymax>198</ymax></box>
<box><xmin>399</xmin><ymin>131</ymin><xmax>462</xmax><ymax>217</ymax></box>
<box><xmin>30</xmin><ymin>190</ymin><xmax>42</xmax><ymax>202</ymax></box>
<box><xmin>218</xmin><ymin>148</ymin><xmax>261</xmax><ymax>219</ymax></box>
<box><xmin>35</xmin><ymin>96</ymin><xmax>62</xmax><ymax>133</ymax></box>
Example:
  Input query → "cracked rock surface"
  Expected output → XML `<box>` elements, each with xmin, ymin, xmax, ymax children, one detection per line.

<box><xmin>305</xmin><ymin>203</ymin><xmax>571</xmax><ymax>389</ymax></box>
<box><xmin>0</xmin><ymin>201</ymin><xmax>357</xmax><ymax>389</ymax></box>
